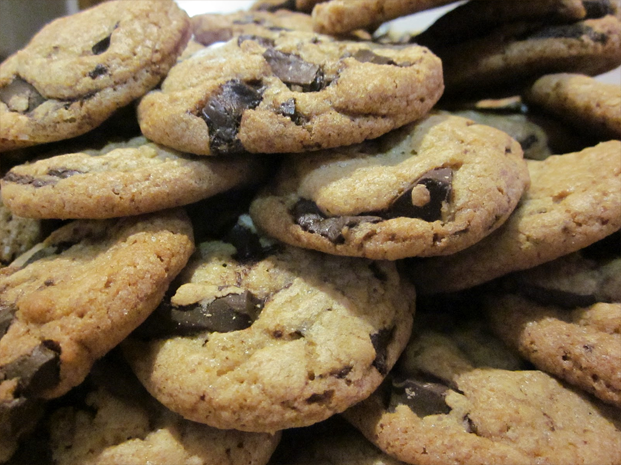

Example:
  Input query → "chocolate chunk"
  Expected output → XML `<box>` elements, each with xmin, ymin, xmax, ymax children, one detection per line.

<box><xmin>0</xmin><ymin>303</ymin><xmax>16</xmax><ymax>339</ymax></box>
<box><xmin>0</xmin><ymin>77</ymin><xmax>46</xmax><ymax>113</ymax></box>
<box><xmin>88</xmin><ymin>64</ymin><xmax>108</xmax><ymax>79</ymax></box>
<box><xmin>583</xmin><ymin>0</ymin><xmax>615</xmax><ymax>19</ymax></box>
<box><xmin>351</xmin><ymin>49</ymin><xmax>397</xmax><ymax>65</ymax></box>
<box><xmin>306</xmin><ymin>390</ymin><xmax>334</xmax><ymax>404</ymax></box>
<box><xmin>224</xmin><ymin>222</ymin><xmax>277</xmax><ymax>262</ymax></box>
<box><xmin>91</xmin><ymin>34</ymin><xmax>112</xmax><ymax>55</ymax></box>
<box><xmin>390</xmin><ymin>374</ymin><xmax>451</xmax><ymax>417</ymax></box>
<box><xmin>46</xmin><ymin>168</ymin><xmax>83</xmax><ymax>179</ymax></box>
<box><xmin>292</xmin><ymin>199</ymin><xmax>383</xmax><ymax>244</ymax></box>
<box><xmin>277</xmin><ymin>98</ymin><xmax>307</xmax><ymax>125</ymax></box>
<box><xmin>3</xmin><ymin>172</ymin><xmax>55</xmax><ymax>188</ymax></box>
<box><xmin>237</xmin><ymin>34</ymin><xmax>275</xmax><ymax>48</ymax></box>
<box><xmin>201</xmin><ymin>79</ymin><xmax>263</xmax><ymax>155</ymax></box>
<box><xmin>0</xmin><ymin>340</ymin><xmax>61</xmax><ymax>397</ymax></box>
<box><xmin>370</xmin><ymin>327</ymin><xmax>394</xmax><ymax>375</ymax></box>
<box><xmin>263</xmin><ymin>49</ymin><xmax>326</xmax><ymax>92</ymax></box>
<box><xmin>525</xmin><ymin>24</ymin><xmax>608</xmax><ymax>44</ymax></box>
<box><xmin>136</xmin><ymin>291</ymin><xmax>263</xmax><ymax>338</ymax></box>
<box><xmin>383</xmin><ymin>168</ymin><xmax>453</xmax><ymax>222</ymax></box>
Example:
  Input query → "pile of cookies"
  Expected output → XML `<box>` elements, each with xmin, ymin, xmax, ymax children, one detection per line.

<box><xmin>1</xmin><ymin>0</ymin><xmax>620</xmax><ymax>463</ymax></box>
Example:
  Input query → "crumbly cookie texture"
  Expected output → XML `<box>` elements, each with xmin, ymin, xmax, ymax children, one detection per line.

<box><xmin>311</xmin><ymin>0</ymin><xmax>459</xmax><ymax>35</ymax></box>
<box><xmin>344</xmin><ymin>317</ymin><xmax>621</xmax><ymax>465</ymax></box>
<box><xmin>524</xmin><ymin>72</ymin><xmax>621</xmax><ymax>139</ymax></box>
<box><xmin>424</xmin><ymin>12</ymin><xmax>621</xmax><ymax>97</ymax></box>
<box><xmin>0</xmin><ymin>209</ymin><xmax>194</xmax><ymax>401</ymax></box>
<box><xmin>0</xmin><ymin>136</ymin><xmax>266</xmax><ymax>219</ymax></box>
<box><xmin>0</xmin><ymin>0</ymin><xmax>191</xmax><ymax>152</ymax></box>
<box><xmin>137</xmin><ymin>30</ymin><xmax>443</xmax><ymax>155</ymax></box>
<box><xmin>487</xmin><ymin>293</ymin><xmax>621</xmax><ymax>408</ymax></box>
<box><xmin>406</xmin><ymin>140</ymin><xmax>621</xmax><ymax>294</ymax></box>
<box><xmin>0</xmin><ymin>199</ymin><xmax>43</xmax><ymax>265</ymax></box>
<box><xmin>123</xmin><ymin>218</ymin><xmax>414</xmax><ymax>433</ymax></box>
<box><xmin>191</xmin><ymin>9</ymin><xmax>314</xmax><ymax>46</ymax></box>
<box><xmin>250</xmin><ymin>112</ymin><xmax>528</xmax><ymax>260</ymax></box>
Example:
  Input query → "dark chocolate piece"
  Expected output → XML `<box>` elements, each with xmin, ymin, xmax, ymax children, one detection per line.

<box><xmin>277</xmin><ymin>98</ymin><xmax>307</xmax><ymax>125</ymax></box>
<box><xmin>370</xmin><ymin>327</ymin><xmax>394</xmax><ymax>375</ymax></box>
<box><xmin>384</xmin><ymin>168</ymin><xmax>453</xmax><ymax>222</ymax></box>
<box><xmin>390</xmin><ymin>374</ymin><xmax>451</xmax><ymax>417</ymax></box>
<box><xmin>292</xmin><ymin>199</ymin><xmax>383</xmax><ymax>244</ymax></box>
<box><xmin>224</xmin><ymin>222</ymin><xmax>278</xmax><ymax>262</ymax></box>
<box><xmin>91</xmin><ymin>34</ymin><xmax>112</xmax><ymax>55</ymax></box>
<box><xmin>3</xmin><ymin>172</ymin><xmax>54</xmax><ymax>188</ymax></box>
<box><xmin>306</xmin><ymin>390</ymin><xmax>334</xmax><ymax>404</ymax></box>
<box><xmin>46</xmin><ymin>168</ymin><xmax>83</xmax><ymax>179</ymax></box>
<box><xmin>263</xmin><ymin>49</ymin><xmax>326</xmax><ymax>92</ymax></box>
<box><xmin>351</xmin><ymin>49</ymin><xmax>397</xmax><ymax>65</ymax></box>
<box><xmin>88</xmin><ymin>64</ymin><xmax>108</xmax><ymax>79</ymax></box>
<box><xmin>0</xmin><ymin>77</ymin><xmax>46</xmax><ymax>113</ymax></box>
<box><xmin>201</xmin><ymin>79</ymin><xmax>263</xmax><ymax>155</ymax></box>
<box><xmin>525</xmin><ymin>24</ymin><xmax>608</xmax><ymax>44</ymax></box>
<box><xmin>0</xmin><ymin>340</ymin><xmax>61</xmax><ymax>396</ymax></box>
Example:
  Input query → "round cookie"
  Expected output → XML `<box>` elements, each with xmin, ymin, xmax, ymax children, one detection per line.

<box><xmin>311</xmin><ymin>0</ymin><xmax>461</xmax><ymax>35</ymax></box>
<box><xmin>405</xmin><ymin>140</ymin><xmax>621</xmax><ymax>294</ymax></box>
<box><xmin>0</xmin><ymin>0</ymin><xmax>191</xmax><ymax>152</ymax></box>
<box><xmin>191</xmin><ymin>9</ymin><xmax>314</xmax><ymax>47</ymax></box>
<box><xmin>137</xmin><ymin>30</ymin><xmax>443</xmax><ymax>155</ymax></box>
<box><xmin>524</xmin><ymin>72</ymin><xmax>621</xmax><ymax>139</ymax></box>
<box><xmin>343</xmin><ymin>309</ymin><xmax>621</xmax><ymax>465</ymax></box>
<box><xmin>0</xmin><ymin>136</ymin><xmax>267</xmax><ymax>219</ymax></box>
<box><xmin>418</xmin><ymin>7</ymin><xmax>621</xmax><ymax>97</ymax></box>
<box><xmin>250</xmin><ymin>113</ymin><xmax>529</xmax><ymax>260</ymax></box>
<box><xmin>123</xmin><ymin>215</ymin><xmax>414</xmax><ymax>433</ymax></box>
<box><xmin>7</xmin><ymin>353</ymin><xmax>281</xmax><ymax>465</ymax></box>
<box><xmin>0</xmin><ymin>209</ymin><xmax>195</xmax><ymax>403</ymax></box>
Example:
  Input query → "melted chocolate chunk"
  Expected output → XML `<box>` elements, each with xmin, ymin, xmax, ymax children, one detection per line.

<box><xmin>136</xmin><ymin>291</ymin><xmax>263</xmax><ymax>338</ymax></box>
<box><xmin>2</xmin><ymin>172</ymin><xmax>55</xmax><ymax>188</ymax></box>
<box><xmin>0</xmin><ymin>341</ymin><xmax>61</xmax><ymax>397</ymax></box>
<box><xmin>91</xmin><ymin>34</ymin><xmax>112</xmax><ymax>55</ymax></box>
<box><xmin>350</xmin><ymin>49</ymin><xmax>397</xmax><ymax>65</ymax></box>
<box><xmin>46</xmin><ymin>168</ymin><xmax>83</xmax><ymax>179</ymax></box>
<box><xmin>263</xmin><ymin>49</ymin><xmax>327</xmax><ymax>92</ymax></box>
<box><xmin>224</xmin><ymin>222</ymin><xmax>278</xmax><ymax>262</ymax></box>
<box><xmin>237</xmin><ymin>34</ymin><xmax>275</xmax><ymax>48</ymax></box>
<box><xmin>0</xmin><ymin>77</ymin><xmax>46</xmax><ymax>113</ymax></box>
<box><xmin>383</xmin><ymin>168</ymin><xmax>453</xmax><ymax>222</ymax></box>
<box><xmin>390</xmin><ymin>374</ymin><xmax>451</xmax><ymax>417</ymax></box>
<box><xmin>0</xmin><ymin>303</ymin><xmax>16</xmax><ymax>339</ymax></box>
<box><xmin>201</xmin><ymin>80</ymin><xmax>263</xmax><ymax>155</ymax></box>
<box><xmin>370</xmin><ymin>327</ymin><xmax>394</xmax><ymax>375</ymax></box>
<box><xmin>583</xmin><ymin>0</ymin><xmax>615</xmax><ymax>19</ymax></box>
<box><xmin>292</xmin><ymin>199</ymin><xmax>383</xmax><ymax>244</ymax></box>
<box><xmin>277</xmin><ymin>98</ymin><xmax>307</xmax><ymax>125</ymax></box>
<box><xmin>525</xmin><ymin>24</ymin><xmax>608</xmax><ymax>44</ymax></box>
<box><xmin>88</xmin><ymin>64</ymin><xmax>108</xmax><ymax>79</ymax></box>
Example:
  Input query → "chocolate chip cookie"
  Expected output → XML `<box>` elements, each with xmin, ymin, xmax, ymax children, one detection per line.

<box><xmin>123</xmin><ymin>215</ymin><xmax>414</xmax><ymax>433</ymax></box>
<box><xmin>524</xmin><ymin>72</ymin><xmax>621</xmax><ymax>139</ymax></box>
<box><xmin>0</xmin><ymin>136</ymin><xmax>266</xmax><ymax>219</ymax></box>
<box><xmin>0</xmin><ymin>209</ymin><xmax>194</xmax><ymax>406</ymax></box>
<box><xmin>0</xmin><ymin>0</ymin><xmax>191</xmax><ymax>152</ymax></box>
<box><xmin>406</xmin><ymin>140</ymin><xmax>621</xmax><ymax>294</ymax></box>
<box><xmin>250</xmin><ymin>113</ymin><xmax>529</xmax><ymax>260</ymax></box>
<box><xmin>343</xmin><ymin>307</ymin><xmax>621</xmax><ymax>465</ymax></box>
<box><xmin>0</xmin><ymin>198</ymin><xmax>44</xmax><ymax>266</ymax></box>
<box><xmin>417</xmin><ymin>2</ymin><xmax>621</xmax><ymax>97</ymax></box>
<box><xmin>137</xmin><ymin>30</ymin><xmax>443</xmax><ymax>155</ymax></box>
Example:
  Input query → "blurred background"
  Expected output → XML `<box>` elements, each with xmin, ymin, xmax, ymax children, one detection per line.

<box><xmin>1</xmin><ymin>0</ymin><xmax>619</xmax><ymax>85</ymax></box>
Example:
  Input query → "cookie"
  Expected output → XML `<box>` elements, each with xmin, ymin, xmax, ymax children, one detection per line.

<box><xmin>123</xmin><ymin>215</ymin><xmax>414</xmax><ymax>432</ymax></box>
<box><xmin>417</xmin><ymin>5</ymin><xmax>621</xmax><ymax>97</ymax></box>
<box><xmin>191</xmin><ymin>9</ymin><xmax>314</xmax><ymax>47</ymax></box>
<box><xmin>524</xmin><ymin>72</ymin><xmax>621</xmax><ymax>139</ymax></box>
<box><xmin>311</xmin><ymin>0</ymin><xmax>460</xmax><ymax>35</ymax></box>
<box><xmin>0</xmin><ymin>198</ymin><xmax>44</xmax><ymax>265</ymax></box>
<box><xmin>250</xmin><ymin>113</ymin><xmax>529</xmax><ymax>260</ymax></box>
<box><xmin>6</xmin><ymin>352</ymin><xmax>280</xmax><ymax>465</ymax></box>
<box><xmin>0</xmin><ymin>136</ymin><xmax>267</xmax><ymax>219</ymax></box>
<box><xmin>343</xmin><ymin>307</ymin><xmax>621</xmax><ymax>465</ymax></box>
<box><xmin>137</xmin><ymin>30</ymin><xmax>443</xmax><ymax>155</ymax></box>
<box><xmin>269</xmin><ymin>415</ymin><xmax>406</xmax><ymax>465</ymax></box>
<box><xmin>405</xmin><ymin>140</ymin><xmax>621</xmax><ymax>294</ymax></box>
<box><xmin>0</xmin><ymin>0</ymin><xmax>191</xmax><ymax>152</ymax></box>
<box><xmin>0</xmin><ymin>209</ymin><xmax>194</xmax><ymax>405</ymax></box>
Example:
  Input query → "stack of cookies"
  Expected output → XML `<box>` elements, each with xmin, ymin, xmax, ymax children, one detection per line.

<box><xmin>1</xmin><ymin>0</ymin><xmax>620</xmax><ymax>464</ymax></box>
